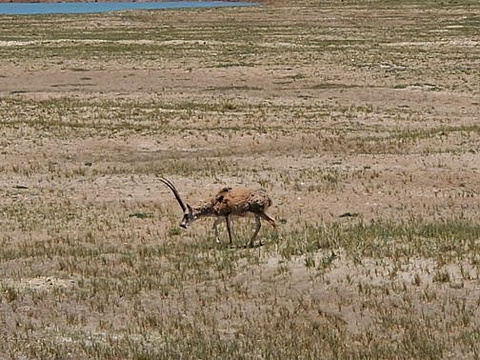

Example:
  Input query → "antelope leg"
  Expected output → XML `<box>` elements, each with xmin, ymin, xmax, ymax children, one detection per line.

<box><xmin>260</xmin><ymin>213</ymin><xmax>276</xmax><ymax>229</ymax></box>
<box><xmin>225</xmin><ymin>215</ymin><xmax>233</xmax><ymax>246</ymax></box>
<box><xmin>250</xmin><ymin>215</ymin><xmax>262</xmax><ymax>247</ymax></box>
<box><xmin>212</xmin><ymin>217</ymin><xmax>223</xmax><ymax>243</ymax></box>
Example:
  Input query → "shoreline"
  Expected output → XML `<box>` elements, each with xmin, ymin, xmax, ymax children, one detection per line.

<box><xmin>0</xmin><ymin>0</ymin><xmax>260</xmax><ymax>3</ymax></box>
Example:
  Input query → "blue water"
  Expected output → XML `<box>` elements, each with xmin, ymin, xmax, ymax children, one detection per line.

<box><xmin>0</xmin><ymin>1</ymin><xmax>257</xmax><ymax>15</ymax></box>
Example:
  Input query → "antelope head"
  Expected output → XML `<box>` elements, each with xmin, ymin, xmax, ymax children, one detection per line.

<box><xmin>159</xmin><ymin>177</ymin><xmax>197</xmax><ymax>228</ymax></box>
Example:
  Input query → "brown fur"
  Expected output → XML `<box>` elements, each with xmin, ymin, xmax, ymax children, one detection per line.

<box><xmin>213</xmin><ymin>187</ymin><xmax>272</xmax><ymax>216</ymax></box>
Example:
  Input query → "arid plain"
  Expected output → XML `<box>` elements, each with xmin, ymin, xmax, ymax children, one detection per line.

<box><xmin>1</xmin><ymin>0</ymin><xmax>480</xmax><ymax>358</ymax></box>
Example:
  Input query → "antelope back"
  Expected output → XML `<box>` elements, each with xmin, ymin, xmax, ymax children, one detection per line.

<box><xmin>213</xmin><ymin>188</ymin><xmax>272</xmax><ymax>216</ymax></box>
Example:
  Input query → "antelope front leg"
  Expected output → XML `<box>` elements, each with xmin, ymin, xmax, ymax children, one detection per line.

<box><xmin>212</xmin><ymin>217</ymin><xmax>223</xmax><ymax>244</ymax></box>
<box><xmin>225</xmin><ymin>215</ymin><xmax>233</xmax><ymax>246</ymax></box>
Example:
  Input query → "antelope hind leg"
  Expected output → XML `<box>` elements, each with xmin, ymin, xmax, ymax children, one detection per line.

<box><xmin>249</xmin><ymin>215</ymin><xmax>262</xmax><ymax>248</ymax></box>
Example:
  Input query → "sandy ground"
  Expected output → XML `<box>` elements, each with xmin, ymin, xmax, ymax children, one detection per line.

<box><xmin>1</xmin><ymin>51</ymin><xmax>478</xmax><ymax>224</ymax></box>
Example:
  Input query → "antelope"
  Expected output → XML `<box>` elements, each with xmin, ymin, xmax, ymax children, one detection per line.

<box><xmin>159</xmin><ymin>177</ymin><xmax>276</xmax><ymax>247</ymax></box>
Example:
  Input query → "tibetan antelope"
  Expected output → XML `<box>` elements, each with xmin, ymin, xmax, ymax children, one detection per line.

<box><xmin>159</xmin><ymin>177</ymin><xmax>276</xmax><ymax>247</ymax></box>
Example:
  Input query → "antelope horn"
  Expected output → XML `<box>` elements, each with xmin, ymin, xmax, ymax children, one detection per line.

<box><xmin>159</xmin><ymin>177</ymin><xmax>187</xmax><ymax>212</ymax></box>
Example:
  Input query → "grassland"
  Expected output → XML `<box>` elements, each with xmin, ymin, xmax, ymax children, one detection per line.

<box><xmin>1</xmin><ymin>0</ymin><xmax>480</xmax><ymax>358</ymax></box>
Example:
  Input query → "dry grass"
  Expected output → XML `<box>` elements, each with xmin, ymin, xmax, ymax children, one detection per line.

<box><xmin>1</xmin><ymin>0</ymin><xmax>480</xmax><ymax>358</ymax></box>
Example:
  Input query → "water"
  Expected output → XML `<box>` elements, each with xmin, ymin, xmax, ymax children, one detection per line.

<box><xmin>0</xmin><ymin>1</ymin><xmax>257</xmax><ymax>15</ymax></box>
